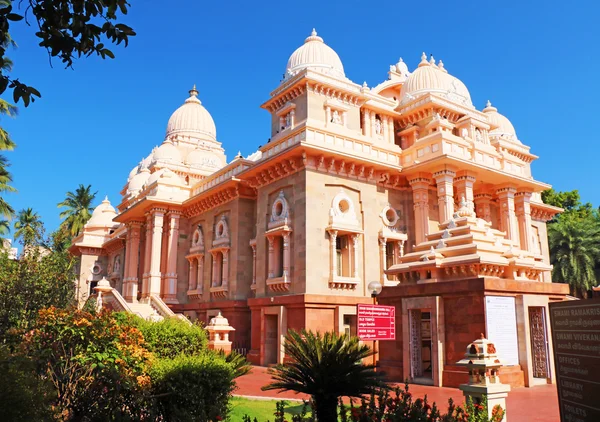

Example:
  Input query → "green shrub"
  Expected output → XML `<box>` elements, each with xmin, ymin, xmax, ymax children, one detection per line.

<box><xmin>0</xmin><ymin>349</ymin><xmax>54</xmax><ymax>421</ymax></box>
<box><xmin>128</xmin><ymin>315</ymin><xmax>208</xmax><ymax>359</ymax></box>
<box><xmin>149</xmin><ymin>353</ymin><xmax>235</xmax><ymax>421</ymax></box>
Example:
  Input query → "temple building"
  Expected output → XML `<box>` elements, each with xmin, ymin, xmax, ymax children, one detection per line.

<box><xmin>71</xmin><ymin>29</ymin><xmax>568</xmax><ymax>388</ymax></box>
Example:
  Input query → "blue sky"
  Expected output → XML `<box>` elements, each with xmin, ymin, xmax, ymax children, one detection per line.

<box><xmin>2</xmin><ymin>0</ymin><xmax>598</xmax><ymax>237</ymax></box>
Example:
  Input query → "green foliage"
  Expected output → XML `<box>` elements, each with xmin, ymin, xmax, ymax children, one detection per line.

<box><xmin>0</xmin><ymin>153</ymin><xmax>15</xmax><ymax>222</ymax></box>
<box><xmin>19</xmin><ymin>306</ymin><xmax>153</xmax><ymax>420</ymax></box>
<box><xmin>244</xmin><ymin>386</ymin><xmax>505</xmax><ymax>422</ymax></box>
<box><xmin>0</xmin><ymin>0</ymin><xmax>136</xmax><ymax>107</ymax></box>
<box><xmin>127</xmin><ymin>314</ymin><xmax>208</xmax><ymax>359</ymax></box>
<box><xmin>542</xmin><ymin>188</ymin><xmax>595</xmax><ymax>223</ymax></box>
<box><xmin>57</xmin><ymin>184</ymin><xmax>97</xmax><ymax>236</ymax></box>
<box><xmin>548</xmin><ymin>215</ymin><xmax>600</xmax><ymax>296</ymax></box>
<box><xmin>13</xmin><ymin>207</ymin><xmax>43</xmax><ymax>245</ymax></box>
<box><xmin>0</xmin><ymin>239</ymin><xmax>75</xmax><ymax>343</ymax></box>
<box><xmin>542</xmin><ymin>189</ymin><xmax>600</xmax><ymax>296</ymax></box>
<box><xmin>149</xmin><ymin>353</ymin><xmax>235</xmax><ymax>422</ymax></box>
<box><xmin>217</xmin><ymin>348</ymin><xmax>253</xmax><ymax>378</ymax></box>
<box><xmin>0</xmin><ymin>347</ymin><xmax>54</xmax><ymax>421</ymax></box>
<box><xmin>263</xmin><ymin>329</ymin><xmax>386</xmax><ymax>421</ymax></box>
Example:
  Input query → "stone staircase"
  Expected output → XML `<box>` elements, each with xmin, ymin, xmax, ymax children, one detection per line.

<box><xmin>92</xmin><ymin>277</ymin><xmax>190</xmax><ymax>323</ymax></box>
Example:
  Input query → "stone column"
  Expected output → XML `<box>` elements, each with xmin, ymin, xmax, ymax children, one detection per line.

<box><xmin>474</xmin><ymin>193</ymin><xmax>493</xmax><ymax>223</ymax></box>
<box><xmin>211</xmin><ymin>252</ymin><xmax>218</xmax><ymax>287</ymax></box>
<box><xmin>187</xmin><ymin>257</ymin><xmax>196</xmax><ymax>291</ymax></box>
<box><xmin>370</xmin><ymin>111</ymin><xmax>376</xmax><ymax>137</ymax></box>
<box><xmin>409</xmin><ymin>174</ymin><xmax>432</xmax><ymax>244</ymax></box>
<box><xmin>496</xmin><ymin>187</ymin><xmax>519</xmax><ymax>245</ymax></box>
<box><xmin>388</xmin><ymin>118</ymin><xmax>395</xmax><ymax>144</ymax></box>
<box><xmin>267</xmin><ymin>236</ymin><xmax>275</xmax><ymax>279</ymax></box>
<box><xmin>289</xmin><ymin>109</ymin><xmax>295</xmax><ymax>128</ymax></box>
<box><xmin>382</xmin><ymin>115</ymin><xmax>389</xmax><ymax>142</ymax></box>
<box><xmin>455</xmin><ymin>171</ymin><xmax>476</xmax><ymax>213</ymax></box>
<box><xmin>433</xmin><ymin>169</ymin><xmax>456</xmax><ymax>223</ymax></box>
<box><xmin>197</xmin><ymin>255</ymin><xmax>204</xmax><ymax>293</ymax></box>
<box><xmin>325</xmin><ymin>107</ymin><xmax>331</xmax><ymax>126</ymax></box>
<box><xmin>515</xmin><ymin>191</ymin><xmax>533</xmax><ymax>252</ymax></box>
<box><xmin>164</xmin><ymin>212</ymin><xmax>180</xmax><ymax>303</ymax></box>
<box><xmin>329</xmin><ymin>230</ymin><xmax>338</xmax><ymax>280</ymax></box>
<box><xmin>363</xmin><ymin>109</ymin><xmax>371</xmax><ymax>137</ymax></box>
<box><xmin>149</xmin><ymin>209</ymin><xmax>165</xmax><ymax>297</ymax></box>
<box><xmin>123</xmin><ymin>228</ymin><xmax>133</xmax><ymax>300</ymax></box>
<box><xmin>397</xmin><ymin>239</ymin><xmax>405</xmax><ymax>257</ymax></box>
<box><xmin>282</xmin><ymin>232</ymin><xmax>290</xmax><ymax>281</ymax></box>
<box><xmin>352</xmin><ymin>234</ymin><xmax>360</xmax><ymax>279</ymax></box>
<box><xmin>222</xmin><ymin>249</ymin><xmax>229</xmax><ymax>288</ymax></box>
<box><xmin>250</xmin><ymin>240</ymin><xmax>257</xmax><ymax>287</ymax></box>
<box><xmin>125</xmin><ymin>222</ymin><xmax>142</xmax><ymax>302</ymax></box>
<box><xmin>379</xmin><ymin>237</ymin><xmax>388</xmax><ymax>284</ymax></box>
<box><xmin>141</xmin><ymin>213</ymin><xmax>153</xmax><ymax>299</ymax></box>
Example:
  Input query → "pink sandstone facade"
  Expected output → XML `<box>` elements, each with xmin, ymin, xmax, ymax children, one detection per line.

<box><xmin>71</xmin><ymin>30</ymin><xmax>568</xmax><ymax>388</ymax></box>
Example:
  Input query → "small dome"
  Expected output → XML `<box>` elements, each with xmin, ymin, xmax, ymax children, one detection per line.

<box><xmin>395</xmin><ymin>58</ymin><xmax>409</xmax><ymax>77</ymax></box>
<box><xmin>166</xmin><ymin>86</ymin><xmax>217</xmax><ymax>142</ymax></box>
<box><xmin>153</xmin><ymin>140</ymin><xmax>182</xmax><ymax>164</ymax></box>
<box><xmin>400</xmin><ymin>53</ymin><xmax>472</xmax><ymax>107</ymax></box>
<box><xmin>128</xmin><ymin>165</ymin><xmax>139</xmax><ymax>181</ymax></box>
<box><xmin>86</xmin><ymin>197</ymin><xmax>117</xmax><ymax>227</ymax></box>
<box><xmin>483</xmin><ymin>101</ymin><xmax>521</xmax><ymax>144</ymax></box>
<box><xmin>285</xmin><ymin>29</ymin><xmax>345</xmax><ymax>79</ymax></box>
<box><xmin>146</xmin><ymin>168</ymin><xmax>183</xmax><ymax>187</ymax></box>
<box><xmin>127</xmin><ymin>167</ymin><xmax>151</xmax><ymax>193</ymax></box>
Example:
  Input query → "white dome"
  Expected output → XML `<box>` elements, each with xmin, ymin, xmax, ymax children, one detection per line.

<box><xmin>128</xmin><ymin>165</ymin><xmax>139</xmax><ymax>181</ymax></box>
<box><xmin>285</xmin><ymin>29</ymin><xmax>345</xmax><ymax>79</ymax></box>
<box><xmin>146</xmin><ymin>168</ymin><xmax>182</xmax><ymax>186</ymax></box>
<box><xmin>400</xmin><ymin>53</ymin><xmax>472</xmax><ymax>107</ymax></box>
<box><xmin>153</xmin><ymin>140</ymin><xmax>182</xmax><ymax>164</ymax></box>
<box><xmin>395</xmin><ymin>58</ymin><xmax>410</xmax><ymax>77</ymax></box>
<box><xmin>86</xmin><ymin>197</ymin><xmax>117</xmax><ymax>227</ymax></box>
<box><xmin>483</xmin><ymin>101</ymin><xmax>521</xmax><ymax>144</ymax></box>
<box><xmin>127</xmin><ymin>168</ymin><xmax>150</xmax><ymax>193</ymax></box>
<box><xmin>166</xmin><ymin>86</ymin><xmax>217</xmax><ymax>142</ymax></box>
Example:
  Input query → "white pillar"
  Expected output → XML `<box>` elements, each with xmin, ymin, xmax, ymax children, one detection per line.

<box><xmin>329</xmin><ymin>230</ymin><xmax>338</xmax><ymax>280</ymax></box>
<box><xmin>352</xmin><ymin>234</ymin><xmax>360</xmax><ymax>279</ymax></box>
<box><xmin>164</xmin><ymin>212</ymin><xmax>180</xmax><ymax>303</ymax></box>
<box><xmin>149</xmin><ymin>209</ymin><xmax>164</xmax><ymax>297</ymax></box>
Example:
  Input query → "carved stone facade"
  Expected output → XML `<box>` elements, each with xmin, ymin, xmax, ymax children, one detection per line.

<box><xmin>70</xmin><ymin>30</ymin><xmax>568</xmax><ymax>380</ymax></box>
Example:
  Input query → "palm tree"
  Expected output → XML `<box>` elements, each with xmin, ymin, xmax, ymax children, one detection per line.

<box><xmin>57</xmin><ymin>184</ymin><xmax>97</xmax><ymax>236</ymax></box>
<box><xmin>13</xmin><ymin>208</ymin><xmax>43</xmax><ymax>246</ymax></box>
<box><xmin>263</xmin><ymin>330</ymin><xmax>386</xmax><ymax>421</ymax></box>
<box><xmin>0</xmin><ymin>155</ymin><xmax>15</xmax><ymax>222</ymax></box>
<box><xmin>0</xmin><ymin>219</ymin><xmax>8</xmax><ymax>235</ymax></box>
<box><xmin>548</xmin><ymin>215</ymin><xmax>600</xmax><ymax>297</ymax></box>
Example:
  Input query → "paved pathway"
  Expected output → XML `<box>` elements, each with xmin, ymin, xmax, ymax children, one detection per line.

<box><xmin>235</xmin><ymin>366</ymin><xmax>559</xmax><ymax>422</ymax></box>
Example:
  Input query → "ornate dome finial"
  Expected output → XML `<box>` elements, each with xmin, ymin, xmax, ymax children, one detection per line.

<box><xmin>189</xmin><ymin>84</ymin><xmax>198</xmax><ymax>97</ymax></box>
<box><xmin>419</xmin><ymin>52</ymin><xmax>429</xmax><ymax>67</ymax></box>
<box><xmin>486</xmin><ymin>100</ymin><xmax>492</xmax><ymax>108</ymax></box>
<box><xmin>429</xmin><ymin>54</ymin><xmax>436</xmax><ymax>66</ymax></box>
<box><xmin>304</xmin><ymin>28</ymin><xmax>323</xmax><ymax>43</ymax></box>
<box><xmin>438</xmin><ymin>59</ymin><xmax>447</xmax><ymax>73</ymax></box>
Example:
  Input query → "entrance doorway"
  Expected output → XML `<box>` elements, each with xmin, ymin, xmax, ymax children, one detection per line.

<box><xmin>409</xmin><ymin>309</ymin><xmax>433</xmax><ymax>385</ymax></box>
<box><xmin>264</xmin><ymin>314</ymin><xmax>278</xmax><ymax>365</ymax></box>
<box><xmin>529</xmin><ymin>307</ymin><xmax>550</xmax><ymax>381</ymax></box>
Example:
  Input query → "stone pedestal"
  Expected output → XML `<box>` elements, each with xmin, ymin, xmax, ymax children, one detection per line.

<box><xmin>457</xmin><ymin>335</ymin><xmax>511</xmax><ymax>422</ymax></box>
<box><xmin>206</xmin><ymin>312</ymin><xmax>235</xmax><ymax>354</ymax></box>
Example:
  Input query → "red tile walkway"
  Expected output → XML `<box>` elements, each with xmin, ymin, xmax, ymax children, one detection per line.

<box><xmin>234</xmin><ymin>366</ymin><xmax>559</xmax><ymax>422</ymax></box>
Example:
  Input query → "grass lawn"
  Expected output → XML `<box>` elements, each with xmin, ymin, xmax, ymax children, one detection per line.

<box><xmin>229</xmin><ymin>397</ymin><xmax>310</xmax><ymax>421</ymax></box>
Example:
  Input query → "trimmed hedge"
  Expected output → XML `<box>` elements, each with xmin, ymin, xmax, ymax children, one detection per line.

<box><xmin>149</xmin><ymin>353</ymin><xmax>235</xmax><ymax>421</ymax></box>
<box><xmin>127</xmin><ymin>315</ymin><xmax>208</xmax><ymax>359</ymax></box>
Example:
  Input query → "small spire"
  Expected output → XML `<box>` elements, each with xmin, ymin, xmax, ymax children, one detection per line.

<box><xmin>486</xmin><ymin>100</ymin><xmax>492</xmax><ymax>108</ymax></box>
<box><xmin>398</xmin><ymin>57</ymin><xmax>404</xmax><ymax>63</ymax></box>
<box><xmin>429</xmin><ymin>54</ymin><xmax>436</xmax><ymax>66</ymax></box>
<box><xmin>311</xmin><ymin>28</ymin><xmax>317</xmax><ymax>36</ymax></box>
<box><xmin>419</xmin><ymin>52</ymin><xmax>429</xmax><ymax>67</ymax></box>
<box><xmin>305</xmin><ymin>28</ymin><xmax>323</xmax><ymax>43</ymax></box>
<box><xmin>438</xmin><ymin>59</ymin><xmax>447</xmax><ymax>73</ymax></box>
<box><xmin>103</xmin><ymin>195</ymin><xmax>109</xmax><ymax>203</ymax></box>
<box><xmin>189</xmin><ymin>84</ymin><xmax>198</xmax><ymax>97</ymax></box>
<box><xmin>362</xmin><ymin>81</ymin><xmax>368</xmax><ymax>88</ymax></box>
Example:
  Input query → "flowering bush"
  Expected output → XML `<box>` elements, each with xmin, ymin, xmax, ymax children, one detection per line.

<box><xmin>243</xmin><ymin>384</ymin><xmax>505</xmax><ymax>422</ymax></box>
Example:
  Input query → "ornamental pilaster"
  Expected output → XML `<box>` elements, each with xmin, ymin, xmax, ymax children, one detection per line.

<box><xmin>149</xmin><ymin>208</ymin><xmax>165</xmax><ymax>297</ymax></box>
<box><xmin>433</xmin><ymin>169</ymin><xmax>456</xmax><ymax>224</ymax></box>
<box><xmin>515</xmin><ymin>191</ymin><xmax>533</xmax><ymax>253</ymax></box>
<box><xmin>474</xmin><ymin>193</ymin><xmax>493</xmax><ymax>223</ymax></box>
<box><xmin>409</xmin><ymin>174</ymin><xmax>432</xmax><ymax>244</ymax></box>
<box><xmin>455</xmin><ymin>171</ymin><xmax>476</xmax><ymax>214</ymax></box>
<box><xmin>496</xmin><ymin>187</ymin><xmax>519</xmax><ymax>245</ymax></box>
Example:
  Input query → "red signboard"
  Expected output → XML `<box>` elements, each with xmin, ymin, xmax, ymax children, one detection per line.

<box><xmin>357</xmin><ymin>304</ymin><xmax>396</xmax><ymax>341</ymax></box>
